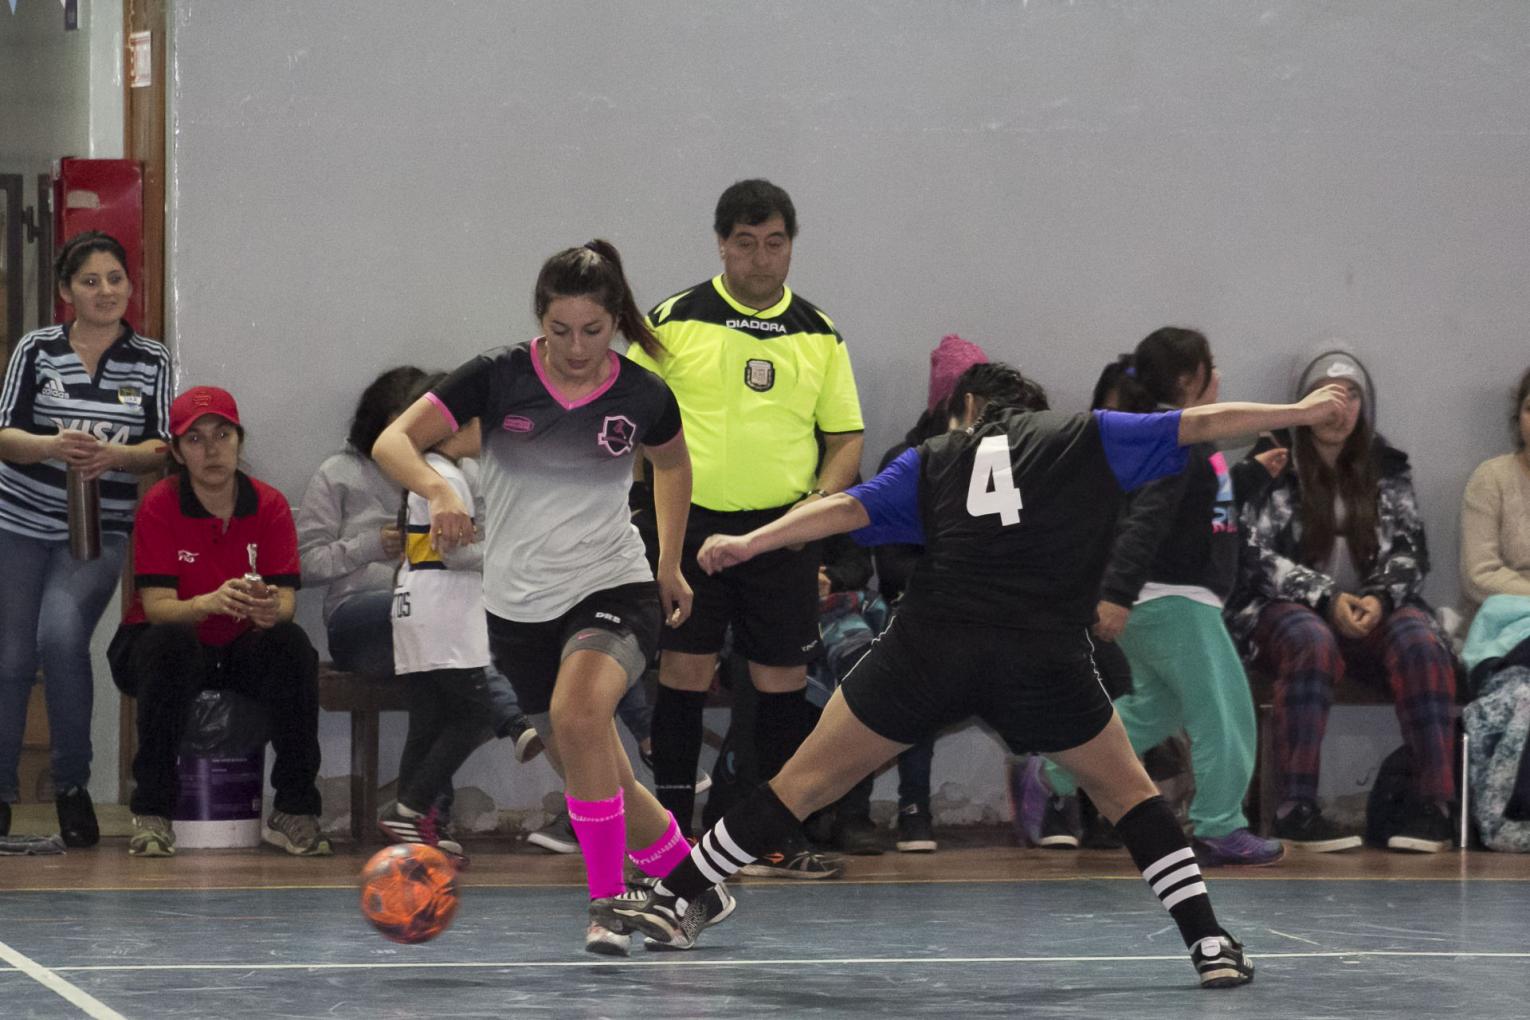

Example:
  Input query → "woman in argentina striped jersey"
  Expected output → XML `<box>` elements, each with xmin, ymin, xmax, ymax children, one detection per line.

<box><xmin>0</xmin><ymin>231</ymin><xmax>172</xmax><ymax>847</ymax></box>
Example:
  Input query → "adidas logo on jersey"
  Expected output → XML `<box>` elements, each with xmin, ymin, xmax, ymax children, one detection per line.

<box><xmin>40</xmin><ymin>375</ymin><xmax>69</xmax><ymax>399</ymax></box>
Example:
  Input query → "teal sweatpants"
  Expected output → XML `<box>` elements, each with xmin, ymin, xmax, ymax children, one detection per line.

<box><xmin>1045</xmin><ymin>596</ymin><xmax>1256</xmax><ymax>838</ymax></box>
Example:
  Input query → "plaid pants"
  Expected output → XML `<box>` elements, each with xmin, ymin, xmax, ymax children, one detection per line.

<box><xmin>1253</xmin><ymin>601</ymin><xmax>1456</xmax><ymax>805</ymax></box>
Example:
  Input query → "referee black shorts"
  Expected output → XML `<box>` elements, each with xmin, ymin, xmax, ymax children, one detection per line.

<box><xmin>840</xmin><ymin>612</ymin><xmax>1114</xmax><ymax>755</ymax></box>
<box><xmin>659</xmin><ymin>504</ymin><xmax>822</xmax><ymax>667</ymax></box>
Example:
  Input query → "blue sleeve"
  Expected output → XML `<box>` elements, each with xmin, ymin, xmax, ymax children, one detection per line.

<box><xmin>845</xmin><ymin>447</ymin><xmax>925</xmax><ymax>547</ymax></box>
<box><xmin>1091</xmin><ymin>409</ymin><xmax>1189</xmax><ymax>492</ymax></box>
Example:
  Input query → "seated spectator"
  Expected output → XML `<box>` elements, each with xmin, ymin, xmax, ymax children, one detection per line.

<box><xmin>0</xmin><ymin>231</ymin><xmax>172</xmax><ymax>846</ymax></box>
<box><xmin>297</xmin><ymin>367</ymin><xmax>532</xmax><ymax>743</ymax></box>
<box><xmin>1226</xmin><ymin>347</ymin><xmax>1456</xmax><ymax>854</ymax></box>
<box><xmin>297</xmin><ymin>366</ymin><xmax>426</xmax><ymax>676</ymax></box>
<box><xmin>107</xmin><ymin>387</ymin><xmax>330</xmax><ymax>858</ymax></box>
<box><xmin>1460</xmin><ymin>366</ymin><xmax>1530</xmax><ymax>627</ymax></box>
<box><xmin>1459</xmin><ymin>368</ymin><xmax>1530</xmax><ymax>851</ymax></box>
<box><xmin>1026</xmin><ymin>328</ymin><xmax>1283</xmax><ymax>866</ymax></box>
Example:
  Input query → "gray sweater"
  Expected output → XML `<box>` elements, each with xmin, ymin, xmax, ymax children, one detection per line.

<box><xmin>295</xmin><ymin>450</ymin><xmax>403</xmax><ymax>624</ymax></box>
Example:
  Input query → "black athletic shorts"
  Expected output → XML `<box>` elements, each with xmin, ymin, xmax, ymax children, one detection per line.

<box><xmin>486</xmin><ymin>581</ymin><xmax>661</xmax><ymax>716</ymax></box>
<box><xmin>840</xmin><ymin>612</ymin><xmax>1114</xmax><ymax>754</ymax></box>
<box><xmin>660</xmin><ymin>504</ymin><xmax>822</xmax><ymax>666</ymax></box>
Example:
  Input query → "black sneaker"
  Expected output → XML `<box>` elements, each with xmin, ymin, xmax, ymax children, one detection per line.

<box><xmin>1191</xmin><ymin>931</ymin><xmax>1254</xmax><ymax>989</ymax></box>
<box><xmin>527</xmin><ymin>811</ymin><xmax>579</xmax><ymax>854</ymax></box>
<box><xmin>1081</xmin><ymin>809</ymin><xmax>1123</xmax><ymax>850</ymax></box>
<box><xmin>1038</xmin><ymin>795</ymin><xmax>1081</xmax><ymax>849</ymax></box>
<box><xmin>644</xmin><ymin>882</ymin><xmax>737</xmax><ymax>952</ymax></box>
<box><xmin>831</xmin><ymin>812</ymin><xmax>885</xmax><ymax>856</ymax></box>
<box><xmin>1273</xmin><ymin>801</ymin><xmax>1361</xmax><ymax>852</ymax></box>
<box><xmin>592</xmin><ymin>886</ymin><xmax>690</xmax><ymax>948</ymax></box>
<box><xmin>55</xmin><ymin>786</ymin><xmax>99</xmax><ymax>848</ymax></box>
<box><xmin>895</xmin><ymin>803</ymin><xmax>937</xmax><ymax>853</ymax></box>
<box><xmin>1387</xmin><ymin>801</ymin><xmax>1453</xmax><ymax>854</ymax></box>
<box><xmin>739</xmin><ymin>847</ymin><xmax>844</xmax><ymax>879</ymax></box>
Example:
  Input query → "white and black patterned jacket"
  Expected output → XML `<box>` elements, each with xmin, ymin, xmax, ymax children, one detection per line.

<box><xmin>1225</xmin><ymin>436</ymin><xmax>1434</xmax><ymax>654</ymax></box>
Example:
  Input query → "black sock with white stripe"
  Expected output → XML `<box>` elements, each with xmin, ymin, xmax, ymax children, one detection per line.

<box><xmin>656</xmin><ymin>782</ymin><xmax>801</xmax><ymax>910</ymax></box>
<box><xmin>1114</xmin><ymin>795</ymin><xmax>1220</xmax><ymax>948</ymax></box>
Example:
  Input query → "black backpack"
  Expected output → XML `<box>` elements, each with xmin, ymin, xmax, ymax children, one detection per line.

<box><xmin>1364</xmin><ymin>745</ymin><xmax>1415</xmax><ymax>847</ymax></box>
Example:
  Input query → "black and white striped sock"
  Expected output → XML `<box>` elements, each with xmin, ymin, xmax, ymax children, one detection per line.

<box><xmin>657</xmin><ymin>783</ymin><xmax>801</xmax><ymax>910</ymax></box>
<box><xmin>1114</xmin><ymin>795</ymin><xmax>1220</xmax><ymax>948</ymax></box>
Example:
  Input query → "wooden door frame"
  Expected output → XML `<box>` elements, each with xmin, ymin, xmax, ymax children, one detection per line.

<box><xmin>119</xmin><ymin>0</ymin><xmax>168</xmax><ymax>803</ymax></box>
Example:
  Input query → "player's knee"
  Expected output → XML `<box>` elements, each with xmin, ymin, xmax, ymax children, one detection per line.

<box><xmin>548</xmin><ymin>699</ymin><xmax>607</xmax><ymax>744</ymax></box>
<box><xmin>659</xmin><ymin>651</ymin><xmax>715</xmax><ymax>691</ymax></box>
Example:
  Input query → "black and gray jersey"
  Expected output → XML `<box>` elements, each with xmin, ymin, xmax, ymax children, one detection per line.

<box><xmin>430</xmin><ymin>339</ymin><xmax>682</xmax><ymax>622</ymax></box>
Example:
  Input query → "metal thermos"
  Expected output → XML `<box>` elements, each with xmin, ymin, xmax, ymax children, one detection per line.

<box><xmin>66</xmin><ymin>469</ymin><xmax>101</xmax><ymax>561</ymax></box>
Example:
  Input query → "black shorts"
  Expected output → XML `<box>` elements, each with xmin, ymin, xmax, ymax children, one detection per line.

<box><xmin>486</xmin><ymin>582</ymin><xmax>661</xmax><ymax>716</ymax></box>
<box><xmin>660</xmin><ymin>504</ymin><xmax>821</xmax><ymax>666</ymax></box>
<box><xmin>840</xmin><ymin>612</ymin><xmax>1114</xmax><ymax>755</ymax></box>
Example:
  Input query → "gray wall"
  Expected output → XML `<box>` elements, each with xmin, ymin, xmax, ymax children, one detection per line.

<box><xmin>163</xmin><ymin>1</ymin><xmax>1530</xmax><ymax>819</ymax></box>
<box><xmin>167</xmin><ymin>0</ymin><xmax>1530</xmax><ymax>613</ymax></box>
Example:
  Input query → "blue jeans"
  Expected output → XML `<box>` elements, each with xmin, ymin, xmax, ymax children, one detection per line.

<box><xmin>325</xmin><ymin>590</ymin><xmax>395</xmax><ymax>676</ymax></box>
<box><xmin>0</xmin><ymin>527</ymin><xmax>128</xmax><ymax>802</ymax></box>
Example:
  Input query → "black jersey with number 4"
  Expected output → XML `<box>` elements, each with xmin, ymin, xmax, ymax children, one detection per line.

<box><xmin>846</xmin><ymin>407</ymin><xmax>1187</xmax><ymax>631</ymax></box>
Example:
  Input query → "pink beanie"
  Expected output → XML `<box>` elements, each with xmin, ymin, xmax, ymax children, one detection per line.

<box><xmin>928</xmin><ymin>334</ymin><xmax>990</xmax><ymax>411</ymax></box>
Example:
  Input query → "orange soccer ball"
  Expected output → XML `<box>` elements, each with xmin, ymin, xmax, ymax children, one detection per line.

<box><xmin>359</xmin><ymin>843</ymin><xmax>460</xmax><ymax>944</ymax></box>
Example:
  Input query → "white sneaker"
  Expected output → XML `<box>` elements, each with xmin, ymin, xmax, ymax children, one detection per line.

<box><xmin>585</xmin><ymin>920</ymin><xmax>631</xmax><ymax>957</ymax></box>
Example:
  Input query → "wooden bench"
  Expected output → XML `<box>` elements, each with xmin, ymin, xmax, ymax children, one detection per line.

<box><xmin>317</xmin><ymin>664</ymin><xmax>408</xmax><ymax>845</ymax></box>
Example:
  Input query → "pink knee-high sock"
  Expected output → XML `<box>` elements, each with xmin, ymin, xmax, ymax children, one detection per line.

<box><xmin>628</xmin><ymin>811</ymin><xmax>691</xmax><ymax>879</ymax></box>
<box><xmin>566</xmin><ymin>790</ymin><xmax>626</xmax><ymax>900</ymax></box>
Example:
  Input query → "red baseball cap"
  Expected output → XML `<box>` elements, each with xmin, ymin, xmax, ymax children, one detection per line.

<box><xmin>169</xmin><ymin>386</ymin><xmax>242</xmax><ymax>436</ymax></box>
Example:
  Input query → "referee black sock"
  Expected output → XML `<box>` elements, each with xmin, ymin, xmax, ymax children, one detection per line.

<box><xmin>658</xmin><ymin>782</ymin><xmax>801</xmax><ymax>909</ymax></box>
<box><xmin>651</xmin><ymin>686</ymin><xmax>708</xmax><ymax>837</ymax></box>
<box><xmin>1114</xmin><ymin>795</ymin><xmax>1220</xmax><ymax>948</ymax></box>
<box><xmin>755</xmin><ymin>689</ymin><xmax>818</xmax><ymax>782</ymax></box>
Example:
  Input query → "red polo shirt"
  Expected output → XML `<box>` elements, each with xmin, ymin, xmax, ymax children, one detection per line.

<box><xmin>124</xmin><ymin>472</ymin><xmax>303</xmax><ymax>646</ymax></box>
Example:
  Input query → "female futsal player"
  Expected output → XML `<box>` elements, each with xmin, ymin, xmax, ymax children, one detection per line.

<box><xmin>594</xmin><ymin>361</ymin><xmax>1351</xmax><ymax>988</ymax></box>
<box><xmin>373</xmin><ymin>241</ymin><xmax>730</xmax><ymax>956</ymax></box>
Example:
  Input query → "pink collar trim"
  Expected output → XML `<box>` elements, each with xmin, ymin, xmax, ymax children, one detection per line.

<box><xmin>530</xmin><ymin>337</ymin><xmax>621</xmax><ymax>411</ymax></box>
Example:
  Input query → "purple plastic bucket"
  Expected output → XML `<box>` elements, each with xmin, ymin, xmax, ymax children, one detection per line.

<box><xmin>172</xmin><ymin>748</ymin><xmax>265</xmax><ymax>848</ymax></box>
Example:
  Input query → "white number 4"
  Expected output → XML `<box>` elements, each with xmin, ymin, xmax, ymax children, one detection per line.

<box><xmin>966</xmin><ymin>435</ymin><xmax>1023</xmax><ymax>525</ymax></box>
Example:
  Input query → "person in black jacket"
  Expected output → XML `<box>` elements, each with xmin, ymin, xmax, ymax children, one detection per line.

<box><xmin>1022</xmin><ymin>328</ymin><xmax>1284</xmax><ymax>867</ymax></box>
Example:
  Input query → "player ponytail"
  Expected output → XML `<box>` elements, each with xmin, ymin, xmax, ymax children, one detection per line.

<box><xmin>948</xmin><ymin>362</ymin><xmax>1049</xmax><ymax>427</ymax></box>
<box><xmin>1124</xmin><ymin>327</ymin><xmax>1213</xmax><ymax>410</ymax></box>
<box><xmin>533</xmin><ymin>240</ymin><xmax>664</xmax><ymax>359</ymax></box>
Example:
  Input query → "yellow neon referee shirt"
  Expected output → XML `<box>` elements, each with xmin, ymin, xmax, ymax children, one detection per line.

<box><xmin>627</xmin><ymin>275</ymin><xmax>863</xmax><ymax>512</ymax></box>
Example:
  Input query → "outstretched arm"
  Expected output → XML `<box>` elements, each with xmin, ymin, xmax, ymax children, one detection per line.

<box><xmin>698</xmin><ymin>494</ymin><xmax>871</xmax><ymax>574</ymax></box>
<box><xmin>1178</xmin><ymin>384</ymin><xmax>1350</xmax><ymax>446</ymax></box>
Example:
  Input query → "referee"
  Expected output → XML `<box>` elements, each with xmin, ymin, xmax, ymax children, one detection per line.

<box><xmin>628</xmin><ymin>179</ymin><xmax>864</xmax><ymax>877</ymax></box>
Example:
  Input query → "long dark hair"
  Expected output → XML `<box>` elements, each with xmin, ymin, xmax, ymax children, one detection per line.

<box><xmin>949</xmin><ymin>362</ymin><xmax>1050</xmax><ymax>427</ymax></box>
<box><xmin>348</xmin><ymin>366</ymin><xmax>428</xmax><ymax>458</ymax></box>
<box><xmin>1292</xmin><ymin>406</ymin><xmax>1380</xmax><ymax>572</ymax></box>
<box><xmin>1113</xmin><ymin>327</ymin><xmax>1212</xmax><ymax>412</ymax></box>
<box><xmin>533</xmin><ymin>240</ymin><xmax>662</xmax><ymax>359</ymax></box>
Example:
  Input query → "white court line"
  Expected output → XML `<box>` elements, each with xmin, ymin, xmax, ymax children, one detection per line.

<box><xmin>13</xmin><ymin>949</ymin><xmax>1530</xmax><ymax>973</ymax></box>
<box><xmin>0</xmin><ymin>938</ymin><xmax>129</xmax><ymax>1019</ymax></box>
